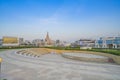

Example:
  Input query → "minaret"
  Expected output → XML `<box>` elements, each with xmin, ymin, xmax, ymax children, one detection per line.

<box><xmin>45</xmin><ymin>32</ymin><xmax>51</xmax><ymax>45</ymax></box>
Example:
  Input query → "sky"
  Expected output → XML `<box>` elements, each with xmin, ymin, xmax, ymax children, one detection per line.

<box><xmin>0</xmin><ymin>0</ymin><xmax>120</xmax><ymax>41</ymax></box>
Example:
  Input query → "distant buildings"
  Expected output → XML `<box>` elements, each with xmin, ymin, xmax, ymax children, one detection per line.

<box><xmin>0</xmin><ymin>34</ymin><xmax>120</xmax><ymax>49</ymax></box>
<box><xmin>32</xmin><ymin>32</ymin><xmax>59</xmax><ymax>47</ymax></box>
<box><xmin>79</xmin><ymin>39</ymin><xmax>95</xmax><ymax>49</ymax></box>
<box><xmin>72</xmin><ymin>36</ymin><xmax>120</xmax><ymax>49</ymax></box>
<box><xmin>71</xmin><ymin>39</ymin><xmax>95</xmax><ymax>49</ymax></box>
<box><xmin>31</xmin><ymin>32</ymin><xmax>71</xmax><ymax>47</ymax></box>
<box><xmin>0</xmin><ymin>32</ymin><xmax>55</xmax><ymax>47</ymax></box>
<box><xmin>32</xmin><ymin>39</ymin><xmax>44</xmax><ymax>47</ymax></box>
<box><xmin>95</xmin><ymin>37</ymin><xmax>120</xmax><ymax>49</ymax></box>
<box><xmin>55</xmin><ymin>40</ymin><xmax>71</xmax><ymax>47</ymax></box>
<box><xmin>31</xmin><ymin>32</ymin><xmax>54</xmax><ymax>47</ymax></box>
<box><xmin>0</xmin><ymin>36</ymin><xmax>25</xmax><ymax>47</ymax></box>
<box><xmin>55</xmin><ymin>40</ymin><xmax>61</xmax><ymax>46</ymax></box>
<box><xmin>24</xmin><ymin>40</ymin><xmax>31</xmax><ymax>46</ymax></box>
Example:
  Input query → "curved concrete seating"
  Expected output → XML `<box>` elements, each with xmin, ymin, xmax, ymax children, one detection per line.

<box><xmin>16</xmin><ymin>50</ymin><xmax>42</xmax><ymax>58</ymax></box>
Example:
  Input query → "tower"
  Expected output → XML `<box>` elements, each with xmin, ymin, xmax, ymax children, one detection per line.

<box><xmin>45</xmin><ymin>32</ymin><xmax>52</xmax><ymax>45</ymax></box>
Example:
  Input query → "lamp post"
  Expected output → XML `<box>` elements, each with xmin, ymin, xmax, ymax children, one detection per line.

<box><xmin>0</xmin><ymin>58</ymin><xmax>2</xmax><ymax>80</ymax></box>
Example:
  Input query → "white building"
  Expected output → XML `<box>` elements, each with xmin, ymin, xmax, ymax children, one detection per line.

<box><xmin>95</xmin><ymin>37</ymin><xmax>120</xmax><ymax>48</ymax></box>
<box><xmin>79</xmin><ymin>39</ymin><xmax>95</xmax><ymax>49</ymax></box>
<box><xmin>72</xmin><ymin>39</ymin><xmax>95</xmax><ymax>49</ymax></box>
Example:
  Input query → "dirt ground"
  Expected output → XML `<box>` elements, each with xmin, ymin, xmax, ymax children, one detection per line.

<box><xmin>27</xmin><ymin>48</ymin><xmax>120</xmax><ymax>64</ymax></box>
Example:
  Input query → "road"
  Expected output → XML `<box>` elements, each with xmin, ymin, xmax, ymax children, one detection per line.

<box><xmin>0</xmin><ymin>49</ymin><xmax>120</xmax><ymax>80</ymax></box>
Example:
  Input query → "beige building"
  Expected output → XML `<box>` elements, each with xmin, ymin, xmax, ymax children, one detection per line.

<box><xmin>2</xmin><ymin>36</ymin><xmax>19</xmax><ymax>46</ymax></box>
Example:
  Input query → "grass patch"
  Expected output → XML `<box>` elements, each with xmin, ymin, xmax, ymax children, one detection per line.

<box><xmin>89</xmin><ymin>48</ymin><xmax>120</xmax><ymax>56</ymax></box>
<box><xmin>45</xmin><ymin>46</ymin><xmax>81</xmax><ymax>50</ymax></box>
<box><xmin>0</xmin><ymin>49</ymin><xmax>8</xmax><ymax>52</ymax></box>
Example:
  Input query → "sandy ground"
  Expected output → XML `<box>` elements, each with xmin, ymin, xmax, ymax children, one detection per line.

<box><xmin>26</xmin><ymin>48</ymin><xmax>120</xmax><ymax>64</ymax></box>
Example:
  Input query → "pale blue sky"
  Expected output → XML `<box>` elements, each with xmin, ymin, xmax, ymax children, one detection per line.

<box><xmin>0</xmin><ymin>0</ymin><xmax>120</xmax><ymax>41</ymax></box>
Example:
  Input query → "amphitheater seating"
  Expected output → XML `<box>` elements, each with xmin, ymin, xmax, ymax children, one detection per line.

<box><xmin>16</xmin><ymin>50</ymin><xmax>41</xmax><ymax>58</ymax></box>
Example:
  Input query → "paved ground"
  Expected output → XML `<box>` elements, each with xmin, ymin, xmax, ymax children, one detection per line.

<box><xmin>0</xmin><ymin>49</ymin><xmax>120</xmax><ymax>80</ymax></box>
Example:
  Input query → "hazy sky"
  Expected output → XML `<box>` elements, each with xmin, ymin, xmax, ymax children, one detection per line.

<box><xmin>0</xmin><ymin>0</ymin><xmax>120</xmax><ymax>41</ymax></box>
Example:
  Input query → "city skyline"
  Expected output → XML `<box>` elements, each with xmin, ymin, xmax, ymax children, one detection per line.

<box><xmin>0</xmin><ymin>0</ymin><xmax>120</xmax><ymax>41</ymax></box>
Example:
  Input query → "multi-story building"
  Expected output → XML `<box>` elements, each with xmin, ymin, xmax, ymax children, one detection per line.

<box><xmin>54</xmin><ymin>40</ymin><xmax>70</xmax><ymax>47</ymax></box>
<box><xmin>95</xmin><ymin>37</ymin><xmax>120</xmax><ymax>48</ymax></box>
<box><xmin>79</xmin><ymin>39</ymin><xmax>95</xmax><ymax>49</ymax></box>
<box><xmin>0</xmin><ymin>39</ymin><xmax>2</xmax><ymax>47</ymax></box>
<box><xmin>19</xmin><ymin>38</ymin><xmax>24</xmax><ymax>45</ymax></box>
<box><xmin>55</xmin><ymin>40</ymin><xmax>63</xmax><ymax>47</ymax></box>
<box><xmin>32</xmin><ymin>39</ymin><xmax>44</xmax><ymax>47</ymax></box>
<box><xmin>24</xmin><ymin>40</ymin><xmax>31</xmax><ymax>45</ymax></box>
<box><xmin>72</xmin><ymin>39</ymin><xmax>95</xmax><ymax>49</ymax></box>
<box><xmin>2</xmin><ymin>36</ymin><xmax>19</xmax><ymax>47</ymax></box>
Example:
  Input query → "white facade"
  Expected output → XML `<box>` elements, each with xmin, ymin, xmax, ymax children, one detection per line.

<box><xmin>79</xmin><ymin>39</ymin><xmax>95</xmax><ymax>48</ymax></box>
<box><xmin>71</xmin><ymin>39</ymin><xmax>95</xmax><ymax>49</ymax></box>
<box><xmin>95</xmin><ymin>37</ymin><xmax>120</xmax><ymax>48</ymax></box>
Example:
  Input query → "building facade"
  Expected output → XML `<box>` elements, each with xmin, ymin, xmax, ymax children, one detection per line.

<box><xmin>32</xmin><ymin>39</ymin><xmax>44</xmax><ymax>47</ymax></box>
<box><xmin>71</xmin><ymin>39</ymin><xmax>95</xmax><ymax>49</ymax></box>
<box><xmin>19</xmin><ymin>38</ymin><xmax>24</xmax><ymax>45</ymax></box>
<box><xmin>79</xmin><ymin>39</ymin><xmax>95</xmax><ymax>49</ymax></box>
<box><xmin>2</xmin><ymin>36</ymin><xmax>19</xmax><ymax>47</ymax></box>
<box><xmin>95</xmin><ymin>37</ymin><xmax>120</xmax><ymax>49</ymax></box>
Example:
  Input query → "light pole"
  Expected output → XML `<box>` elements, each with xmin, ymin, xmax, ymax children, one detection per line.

<box><xmin>0</xmin><ymin>58</ymin><xmax>2</xmax><ymax>80</ymax></box>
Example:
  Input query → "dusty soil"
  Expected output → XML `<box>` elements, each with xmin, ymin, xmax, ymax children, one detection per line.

<box><xmin>25</xmin><ymin>48</ymin><xmax>120</xmax><ymax>64</ymax></box>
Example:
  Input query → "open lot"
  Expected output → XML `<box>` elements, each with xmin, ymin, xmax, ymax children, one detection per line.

<box><xmin>0</xmin><ymin>49</ymin><xmax>120</xmax><ymax>80</ymax></box>
<box><xmin>26</xmin><ymin>48</ymin><xmax>120</xmax><ymax>64</ymax></box>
